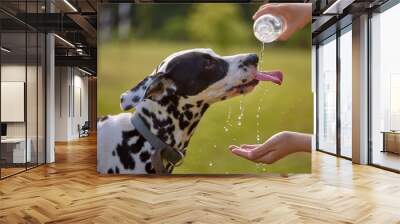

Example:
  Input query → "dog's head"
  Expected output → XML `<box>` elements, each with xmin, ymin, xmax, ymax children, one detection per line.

<box><xmin>120</xmin><ymin>48</ymin><xmax>283</xmax><ymax>110</ymax></box>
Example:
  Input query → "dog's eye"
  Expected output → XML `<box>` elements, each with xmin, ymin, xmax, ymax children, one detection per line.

<box><xmin>205</xmin><ymin>58</ymin><xmax>215</xmax><ymax>69</ymax></box>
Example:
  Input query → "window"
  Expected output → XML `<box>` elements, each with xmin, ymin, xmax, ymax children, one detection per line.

<box><xmin>339</xmin><ymin>27</ymin><xmax>352</xmax><ymax>158</ymax></box>
<box><xmin>317</xmin><ymin>35</ymin><xmax>337</xmax><ymax>154</ymax></box>
<box><xmin>0</xmin><ymin>1</ymin><xmax>47</xmax><ymax>179</ymax></box>
<box><xmin>390</xmin><ymin>74</ymin><xmax>400</xmax><ymax>130</ymax></box>
<box><xmin>370</xmin><ymin>3</ymin><xmax>400</xmax><ymax>171</ymax></box>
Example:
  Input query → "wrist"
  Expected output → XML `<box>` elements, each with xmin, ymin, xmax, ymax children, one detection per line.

<box><xmin>281</xmin><ymin>131</ymin><xmax>311</xmax><ymax>153</ymax></box>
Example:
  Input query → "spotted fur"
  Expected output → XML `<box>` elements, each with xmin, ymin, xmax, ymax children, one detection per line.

<box><xmin>98</xmin><ymin>49</ymin><xmax>260</xmax><ymax>174</ymax></box>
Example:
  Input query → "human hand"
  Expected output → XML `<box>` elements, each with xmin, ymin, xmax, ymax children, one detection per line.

<box><xmin>253</xmin><ymin>3</ymin><xmax>312</xmax><ymax>41</ymax></box>
<box><xmin>228</xmin><ymin>131</ymin><xmax>311</xmax><ymax>164</ymax></box>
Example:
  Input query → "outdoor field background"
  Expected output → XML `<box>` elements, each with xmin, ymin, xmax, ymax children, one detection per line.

<box><xmin>98</xmin><ymin>4</ymin><xmax>312</xmax><ymax>174</ymax></box>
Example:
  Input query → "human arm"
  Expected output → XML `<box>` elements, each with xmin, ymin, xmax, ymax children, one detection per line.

<box><xmin>228</xmin><ymin>131</ymin><xmax>311</xmax><ymax>164</ymax></box>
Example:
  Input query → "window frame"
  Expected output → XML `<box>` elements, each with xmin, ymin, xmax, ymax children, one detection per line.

<box><xmin>367</xmin><ymin>0</ymin><xmax>400</xmax><ymax>173</ymax></box>
<box><xmin>315</xmin><ymin>18</ymin><xmax>353</xmax><ymax>161</ymax></box>
<box><xmin>0</xmin><ymin>1</ymin><xmax>48</xmax><ymax>180</ymax></box>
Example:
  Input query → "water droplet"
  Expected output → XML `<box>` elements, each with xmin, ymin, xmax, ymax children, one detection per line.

<box><xmin>224</xmin><ymin>106</ymin><xmax>232</xmax><ymax>133</ymax></box>
<box><xmin>237</xmin><ymin>97</ymin><xmax>245</xmax><ymax>127</ymax></box>
<box><xmin>213</xmin><ymin>144</ymin><xmax>217</xmax><ymax>149</ymax></box>
<box><xmin>209</xmin><ymin>162</ymin><xmax>213</xmax><ymax>167</ymax></box>
<box><xmin>255</xmin><ymin>102</ymin><xmax>262</xmax><ymax>143</ymax></box>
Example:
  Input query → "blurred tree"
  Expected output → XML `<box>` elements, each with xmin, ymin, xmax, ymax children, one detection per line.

<box><xmin>187</xmin><ymin>4</ymin><xmax>252</xmax><ymax>48</ymax></box>
<box><xmin>239</xmin><ymin>4</ymin><xmax>260</xmax><ymax>23</ymax></box>
<box><xmin>104</xmin><ymin>3</ymin><xmax>310</xmax><ymax>49</ymax></box>
<box><xmin>158</xmin><ymin>16</ymin><xmax>190</xmax><ymax>41</ymax></box>
<box><xmin>130</xmin><ymin>5</ymin><xmax>191</xmax><ymax>40</ymax></box>
<box><xmin>278</xmin><ymin>24</ymin><xmax>311</xmax><ymax>48</ymax></box>
<box><xmin>134</xmin><ymin>5</ymin><xmax>156</xmax><ymax>38</ymax></box>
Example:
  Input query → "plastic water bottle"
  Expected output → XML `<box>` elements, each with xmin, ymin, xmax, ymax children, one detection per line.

<box><xmin>253</xmin><ymin>14</ymin><xmax>285</xmax><ymax>43</ymax></box>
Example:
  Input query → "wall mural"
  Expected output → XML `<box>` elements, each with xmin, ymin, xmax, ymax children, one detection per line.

<box><xmin>97</xmin><ymin>3</ymin><xmax>312</xmax><ymax>175</ymax></box>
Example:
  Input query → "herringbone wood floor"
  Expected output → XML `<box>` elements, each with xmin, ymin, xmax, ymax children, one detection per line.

<box><xmin>0</xmin><ymin>135</ymin><xmax>400</xmax><ymax>224</ymax></box>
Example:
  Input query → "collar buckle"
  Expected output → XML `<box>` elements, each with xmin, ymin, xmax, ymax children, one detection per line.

<box><xmin>168</xmin><ymin>149</ymin><xmax>184</xmax><ymax>167</ymax></box>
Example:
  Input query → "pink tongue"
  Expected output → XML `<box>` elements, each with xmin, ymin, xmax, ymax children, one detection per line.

<box><xmin>255</xmin><ymin>71</ymin><xmax>283</xmax><ymax>85</ymax></box>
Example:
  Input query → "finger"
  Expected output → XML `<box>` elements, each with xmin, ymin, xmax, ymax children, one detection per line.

<box><xmin>255</xmin><ymin>149</ymin><xmax>287</xmax><ymax>164</ymax></box>
<box><xmin>257</xmin><ymin>4</ymin><xmax>271</xmax><ymax>13</ymax></box>
<box><xmin>253</xmin><ymin>7</ymin><xmax>273</xmax><ymax>20</ymax></box>
<box><xmin>253</xmin><ymin>4</ymin><xmax>282</xmax><ymax>20</ymax></box>
<box><xmin>230</xmin><ymin>148</ymin><xmax>253</xmax><ymax>160</ymax></box>
<box><xmin>240</xmin><ymin>144</ymin><xmax>261</xmax><ymax>149</ymax></box>
<box><xmin>256</xmin><ymin>3</ymin><xmax>279</xmax><ymax>15</ymax></box>
<box><xmin>229</xmin><ymin>144</ymin><xmax>260</xmax><ymax>151</ymax></box>
<box><xmin>232</xmin><ymin>146</ymin><xmax>272</xmax><ymax>161</ymax></box>
<box><xmin>255</xmin><ymin>150</ymin><xmax>279</xmax><ymax>164</ymax></box>
<box><xmin>278</xmin><ymin>34</ymin><xmax>289</xmax><ymax>41</ymax></box>
<box><xmin>231</xmin><ymin>133</ymin><xmax>287</xmax><ymax>160</ymax></box>
<box><xmin>277</xmin><ymin>28</ymin><xmax>294</xmax><ymax>41</ymax></box>
<box><xmin>244</xmin><ymin>145</ymin><xmax>271</xmax><ymax>160</ymax></box>
<box><xmin>228</xmin><ymin>145</ymin><xmax>240</xmax><ymax>151</ymax></box>
<box><xmin>247</xmin><ymin>135</ymin><xmax>281</xmax><ymax>158</ymax></box>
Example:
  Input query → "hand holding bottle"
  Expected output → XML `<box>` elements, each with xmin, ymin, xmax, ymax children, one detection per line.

<box><xmin>253</xmin><ymin>3</ymin><xmax>312</xmax><ymax>41</ymax></box>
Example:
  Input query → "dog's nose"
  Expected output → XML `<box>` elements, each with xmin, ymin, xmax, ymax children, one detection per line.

<box><xmin>243</xmin><ymin>54</ymin><xmax>259</xmax><ymax>66</ymax></box>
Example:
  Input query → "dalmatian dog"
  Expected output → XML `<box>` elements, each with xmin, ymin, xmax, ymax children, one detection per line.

<box><xmin>97</xmin><ymin>48</ymin><xmax>283</xmax><ymax>174</ymax></box>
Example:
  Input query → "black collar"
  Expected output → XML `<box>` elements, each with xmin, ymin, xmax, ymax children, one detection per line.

<box><xmin>131</xmin><ymin>113</ymin><xmax>184</xmax><ymax>174</ymax></box>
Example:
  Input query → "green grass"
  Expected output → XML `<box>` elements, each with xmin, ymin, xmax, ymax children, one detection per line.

<box><xmin>98</xmin><ymin>40</ymin><xmax>312</xmax><ymax>174</ymax></box>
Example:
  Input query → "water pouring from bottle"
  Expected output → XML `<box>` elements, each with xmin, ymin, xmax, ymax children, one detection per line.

<box><xmin>218</xmin><ymin>12</ymin><xmax>286</xmax><ymax>170</ymax></box>
<box><xmin>252</xmin><ymin>14</ymin><xmax>285</xmax><ymax>146</ymax></box>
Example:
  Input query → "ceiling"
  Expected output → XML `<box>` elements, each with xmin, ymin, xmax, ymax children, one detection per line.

<box><xmin>311</xmin><ymin>0</ymin><xmax>391</xmax><ymax>43</ymax></box>
<box><xmin>0</xmin><ymin>0</ymin><xmax>97</xmax><ymax>74</ymax></box>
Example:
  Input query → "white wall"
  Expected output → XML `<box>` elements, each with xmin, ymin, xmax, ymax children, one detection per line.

<box><xmin>72</xmin><ymin>73</ymin><xmax>89</xmax><ymax>138</ymax></box>
<box><xmin>54</xmin><ymin>67</ymin><xmax>89</xmax><ymax>141</ymax></box>
<box><xmin>55</xmin><ymin>67</ymin><xmax>69</xmax><ymax>141</ymax></box>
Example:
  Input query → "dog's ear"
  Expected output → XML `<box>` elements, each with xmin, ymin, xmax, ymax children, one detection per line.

<box><xmin>120</xmin><ymin>73</ymin><xmax>175</xmax><ymax>111</ymax></box>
